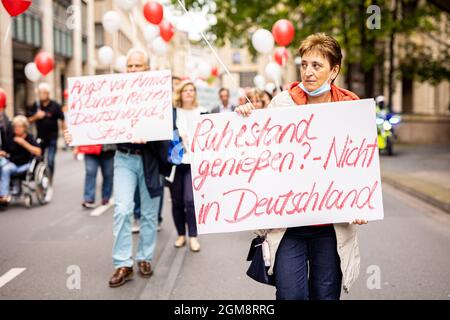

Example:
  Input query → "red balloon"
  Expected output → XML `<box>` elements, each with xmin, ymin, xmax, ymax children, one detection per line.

<box><xmin>274</xmin><ymin>47</ymin><xmax>288</xmax><ymax>66</ymax></box>
<box><xmin>159</xmin><ymin>20</ymin><xmax>174</xmax><ymax>42</ymax></box>
<box><xmin>63</xmin><ymin>89</ymin><xmax>69</xmax><ymax>100</ymax></box>
<box><xmin>0</xmin><ymin>88</ymin><xmax>6</xmax><ymax>109</ymax></box>
<box><xmin>34</xmin><ymin>51</ymin><xmax>54</xmax><ymax>76</ymax></box>
<box><xmin>143</xmin><ymin>1</ymin><xmax>163</xmax><ymax>25</ymax></box>
<box><xmin>1</xmin><ymin>0</ymin><xmax>31</xmax><ymax>17</ymax></box>
<box><xmin>211</xmin><ymin>67</ymin><xmax>219</xmax><ymax>77</ymax></box>
<box><xmin>272</xmin><ymin>19</ymin><xmax>295</xmax><ymax>47</ymax></box>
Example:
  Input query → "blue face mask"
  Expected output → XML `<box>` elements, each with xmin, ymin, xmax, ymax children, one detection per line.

<box><xmin>299</xmin><ymin>74</ymin><xmax>333</xmax><ymax>97</ymax></box>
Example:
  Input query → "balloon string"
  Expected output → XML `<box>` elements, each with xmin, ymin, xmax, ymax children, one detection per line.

<box><xmin>176</xmin><ymin>0</ymin><xmax>252</xmax><ymax>106</ymax></box>
<box><xmin>3</xmin><ymin>19</ymin><xmax>12</xmax><ymax>47</ymax></box>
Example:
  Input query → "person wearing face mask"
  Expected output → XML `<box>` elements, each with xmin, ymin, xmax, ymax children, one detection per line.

<box><xmin>236</xmin><ymin>33</ymin><xmax>366</xmax><ymax>300</ymax></box>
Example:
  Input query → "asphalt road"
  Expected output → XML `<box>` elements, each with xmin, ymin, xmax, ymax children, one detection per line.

<box><xmin>0</xmin><ymin>150</ymin><xmax>449</xmax><ymax>299</ymax></box>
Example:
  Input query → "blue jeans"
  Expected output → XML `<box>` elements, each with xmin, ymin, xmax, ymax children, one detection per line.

<box><xmin>134</xmin><ymin>175</ymin><xmax>164</xmax><ymax>224</ymax></box>
<box><xmin>83</xmin><ymin>152</ymin><xmax>114</xmax><ymax>202</ymax></box>
<box><xmin>274</xmin><ymin>225</ymin><xmax>342</xmax><ymax>300</ymax></box>
<box><xmin>40</xmin><ymin>137</ymin><xmax>57</xmax><ymax>177</ymax></box>
<box><xmin>0</xmin><ymin>161</ymin><xmax>31</xmax><ymax>196</ymax></box>
<box><xmin>112</xmin><ymin>151</ymin><xmax>160</xmax><ymax>268</ymax></box>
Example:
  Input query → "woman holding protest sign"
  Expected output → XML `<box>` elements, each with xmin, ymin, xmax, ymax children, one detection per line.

<box><xmin>236</xmin><ymin>33</ymin><xmax>368</xmax><ymax>300</ymax></box>
<box><xmin>169</xmin><ymin>80</ymin><xmax>208</xmax><ymax>252</ymax></box>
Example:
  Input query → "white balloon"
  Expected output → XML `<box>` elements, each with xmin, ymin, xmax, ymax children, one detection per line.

<box><xmin>194</xmin><ymin>79</ymin><xmax>208</xmax><ymax>88</ymax></box>
<box><xmin>253</xmin><ymin>75</ymin><xmax>266</xmax><ymax>90</ymax></box>
<box><xmin>197</xmin><ymin>62</ymin><xmax>211</xmax><ymax>79</ymax></box>
<box><xmin>251</xmin><ymin>29</ymin><xmax>274</xmax><ymax>54</ymax></box>
<box><xmin>98</xmin><ymin>46</ymin><xmax>114</xmax><ymax>65</ymax></box>
<box><xmin>114</xmin><ymin>0</ymin><xmax>137</xmax><ymax>11</ymax></box>
<box><xmin>265</xmin><ymin>82</ymin><xmax>276</xmax><ymax>93</ymax></box>
<box><xmin>115</xmin><ymin>55</ymin><xmax>127</xmax><ymax>72</ymax></box>
<box><xmin>102</xmin><ymin>11</ymin><xmax>121</xmax><ymax>34</ymax></box>
<box><xmin>24</xmin><ymin>63</ymin><xmax>40</xmax><ymax>82</ymax></box>
<box><xmin>151</xmin><ymin>37</ymin><xmax>168</xmax><ymax>56</ymax></box>
<box><xmin>265</xmin><ymin>62</ymin><xmax>282</xmax><ymax>81</ymax></box>
<box><xmin>144</xmin><ymin>25</ymin><xmax>159</xmax><ymax>43</ymax></box>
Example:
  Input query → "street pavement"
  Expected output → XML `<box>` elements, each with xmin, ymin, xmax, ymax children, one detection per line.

<box><xmin>0</xmin><ymin>148</ymin><xmax>449</xmax><ymax>300</ymax></box>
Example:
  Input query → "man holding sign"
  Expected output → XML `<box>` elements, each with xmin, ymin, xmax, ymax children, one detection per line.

<box><xmin>191</xmin><ymin>33</ymin><xmax>383</xmax><ymax>300</ymax></box>
<box><xmin>65</xmin><ymin>49</ymin><xmax>172</xmax><ymax>288</ymax></box>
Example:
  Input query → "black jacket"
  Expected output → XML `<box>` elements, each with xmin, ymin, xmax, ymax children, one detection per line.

<box><xmin>141</xmin><ymin>140</ymin><xmax>171</xmax><ymax>198</ymax></box>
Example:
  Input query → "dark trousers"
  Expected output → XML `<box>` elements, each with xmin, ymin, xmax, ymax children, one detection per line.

<box><xmin>169</xmin><ymin>164</ymin><xmax>197</xmax><ymax>237</ymax></box>
<box><xmin>39</xmin><ymin>137</ymin><xmax>57</xmax><ymax>177</ymax></box>
<box><xmin>274</xmin><ymin>225</ymin><xmax>342</xmax><ymax>300</ymax></box>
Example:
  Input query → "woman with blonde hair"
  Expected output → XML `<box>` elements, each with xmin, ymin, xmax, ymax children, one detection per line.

<box><xmin>0</xmin><ymin>116</ymin><xmax>42</xmax><ymax>203</ymax></box>
<box><xmin>169</xmin><ymin>80</ymin><xmax>208</xmax><ymax>252</ymax></box>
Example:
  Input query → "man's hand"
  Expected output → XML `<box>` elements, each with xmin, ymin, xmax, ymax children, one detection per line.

<box><xmin>35</xmin><ymin>110</ymin><xmax>46</xmax><ymax>120</ymax></box>
<box><xmin>63</xmin><ymin>129</ymin><xmax>73</xmax><ymax>145</ymax></box>
<box><xmin>131</xmin><ymin>138</ymin><xmax>147</xmax><ymax>144</ymax></box>
<box><xmin>0</xmin><ymin>150</ymin><xmax>6</xmax><ymax>157</ymax></box>
<box><xmin>235</xmin><ymin>103</ymin><xmax>255</xmax><ymax>117</ymax></box>
<box><xmin>14</xmin><ymin>136</ymin><xmax>26</xmax><ymax>146</ymax></box>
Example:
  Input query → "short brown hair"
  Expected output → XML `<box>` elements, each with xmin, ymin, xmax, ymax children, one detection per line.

<box><xmin>173</xmin><ymin>80</ymin><xmax>198</xmax><ymax>108</ymax></box>
<box><xmin>298</xmin><ymin>33</ymin><xmax>342</xmax><ymax>69</ymax></box>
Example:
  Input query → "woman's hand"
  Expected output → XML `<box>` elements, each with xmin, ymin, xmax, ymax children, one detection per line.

<box><xmin>350</xmin><ymin>219</ymin><xmax>368</xmax><ymax>225</ymax></box>
<box><xmin>63</xmin><ymin>129</ymin><xmax>73</xmax><ymax>145</ymax></box>
<box><xmin>235</xmin><ymin>103</ymin><xmax>255</xmax><ymax>117</ymax></box>
<box><xmin>0</xmin><ymin>150</ymin><xmax>6</xmax><ymax>157</ymax></box>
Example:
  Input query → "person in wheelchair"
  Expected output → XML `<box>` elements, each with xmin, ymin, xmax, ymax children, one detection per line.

<box><xmin>0</xmin><ymin>116</ymin><xmax>42</xmax><ymax>204</ymax></box>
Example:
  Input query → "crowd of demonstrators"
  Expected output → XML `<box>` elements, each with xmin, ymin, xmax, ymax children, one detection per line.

<box><xmin>236</xmin><ymin>33</ymin><xmax>368</xmax><ymax>301</ymax></box>
<box><xmin>26</xmin><ymin>83</ymin><xmax>66</xmax><ymax>180</ymax></box>
<box><xmin>0</xmin><ymin>116</ymin><xmax>42</xmax><ymax>204</ymax></box>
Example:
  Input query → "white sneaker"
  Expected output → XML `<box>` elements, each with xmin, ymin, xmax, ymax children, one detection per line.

<box><xmin>132</xmin><ymin>218</ymin><xmax>140</xmax><ymax>233</ymax></box>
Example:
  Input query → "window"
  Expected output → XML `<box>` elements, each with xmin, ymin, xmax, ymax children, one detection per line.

<box><xmin>53</xmin><ymin>0</ymin><xmax>73</xmax><ymax>58</ymax></box>
<box><xmin>232</xmin><ymin>52</ymin><xmax>241</xmax><ymax>64</ymax></box>
<box><xmin>95</xmin><ymin>23</ymin><xmax>104</xmax><ymax>48</ymax></box>
<box><xmin>239</xmin><ymin>72</ymin><xmax>257</xmax><ymax>88</ymax></box>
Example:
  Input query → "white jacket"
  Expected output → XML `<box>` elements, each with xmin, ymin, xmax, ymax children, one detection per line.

<box><xmin>257</xmin><ymin>91</ymin><xmax>361</xmax><ymax>293</ymax></box>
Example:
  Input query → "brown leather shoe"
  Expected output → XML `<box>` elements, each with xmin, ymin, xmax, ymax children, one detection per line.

<box><xmin>108</xmin><ymin>267</ymin><xmax>133</xmax><ymax>288</ymax></box>
<box><xmin>137</xmin><ymin>261</ymin><xmax>153</xmax><ymax>278</ymax></box>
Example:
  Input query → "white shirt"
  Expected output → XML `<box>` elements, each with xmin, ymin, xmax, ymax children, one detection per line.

<box><xmin>176</xmin><ymin>106</ymin><xmax>207</xmax><ymax>164</ymax></box>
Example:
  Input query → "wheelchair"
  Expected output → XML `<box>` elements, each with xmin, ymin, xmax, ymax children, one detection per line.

<box><xmin>3</xmin><ymin>156</ymin><xmax>53</xmax><ymax>209</ymax></box>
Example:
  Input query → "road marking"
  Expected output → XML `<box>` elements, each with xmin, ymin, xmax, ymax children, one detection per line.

<box><xmin>90</xmin><ymin>198</ymin><xmax>114</xmax><ymax>217</ymax></box>
<box><xmin>0</xmin><ymin>268</ymin><xmax>26</xmax><ymax>288</ymax></box>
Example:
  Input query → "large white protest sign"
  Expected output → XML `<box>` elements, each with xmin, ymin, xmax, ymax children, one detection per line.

<box><xmin>189</xmin><ymin>99</ymin><xmax>384</xmax><ymax>234</ymax></box>
<box><xmin>67</xmin><ymin>70</ymin><xmax>173</xmax><ymax>145</ymax></box>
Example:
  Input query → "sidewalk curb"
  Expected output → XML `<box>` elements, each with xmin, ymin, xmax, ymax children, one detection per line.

<box><xmin>382</xmin><ymin>175</ymin><xmax>450</xmax><ymax>214</ymax></box>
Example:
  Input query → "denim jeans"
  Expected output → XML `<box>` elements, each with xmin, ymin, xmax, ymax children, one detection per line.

<box><xmin>112</xmin><ymin>151</ymin><xmax>160</xmax><ymax>268</ymax></box>
<box><xmin>274</xmin><ymin>225</ymin><xmax>342</xmax><ymax>300</ymax></box>
<box><xmin>134</xmin><ymin>175</ymin><xmax>164</xmax><ymax>224</ymax></box>
<box><xmin>40</xmin><ymin>137</ymin><xmax>57</xmax><ymax>177</ymax></box>
<box><xmin>168</xmin><ymin>164</ymin><xmax>197</xmax><ymax>237</ymax></box>
<box><xmin>83</xmin><ymin>152</ymin><xmax>114</xmax><ymax>203</ymax></box>
<box><xmin>0</xmin><ymin>161</ymin><xmax>31</xmax><ymax>196</ymax></box>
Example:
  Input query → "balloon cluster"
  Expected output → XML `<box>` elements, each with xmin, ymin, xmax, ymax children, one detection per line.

<box><xmin>251</xmin><ymin>19</ymin><xmax>295</xmax><ymax>86</ymax></box>
<box><xmin>24</xmin><ymin>51</ymin><xmax>55</xmax><ymax>82</ymax></box>
<box><xmin>98</xmin><ymin>1</ymin><xmax>176</xmax><ymax>64</ymax></box>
